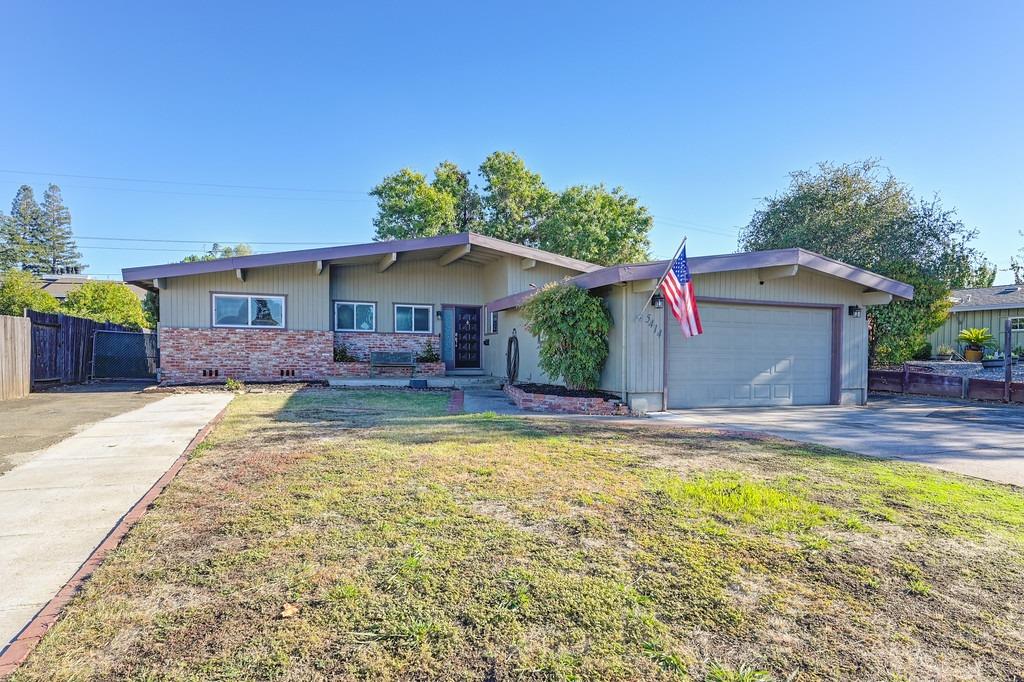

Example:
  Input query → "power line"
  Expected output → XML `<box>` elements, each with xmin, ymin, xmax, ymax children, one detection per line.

<box><xmin>45</xmin><ymin>182</ymin><xmax>372</xmax><ymax>203</ymax></box>
<box><xmin>0</xmin><ymin>168</ymin><xmax>367</xmax><ymax>195</ymax></box>
<box><xmin>76</xmin><ymin>235</ymin><xmax>359</xmax><ymax>246</ymax></box>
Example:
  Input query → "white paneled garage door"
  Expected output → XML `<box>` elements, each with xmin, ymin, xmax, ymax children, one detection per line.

<box><xmin>666</xmin><ymin>303</ymin><xmax>834</xmax><ymax>408</ymax></box>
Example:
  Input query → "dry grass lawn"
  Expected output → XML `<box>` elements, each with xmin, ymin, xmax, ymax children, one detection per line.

<box><xmin>13</xmin><ymin>388</ymin><xmax>1024</xmax><ymax>681</ymax></box>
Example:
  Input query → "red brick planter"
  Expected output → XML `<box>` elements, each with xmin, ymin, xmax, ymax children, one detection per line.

<box><xmin>504</xmin><ymin>384</ymin><xmax>630</xmax><ymax>416</ymax></box>
<box><xmin>332</xmin><ymin>361</ymin><xmax>446</xmax><ymax>378</ymax></box>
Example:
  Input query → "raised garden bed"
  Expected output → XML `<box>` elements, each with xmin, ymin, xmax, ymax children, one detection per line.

<box><xmin>504</xmin><ymin>383</ymin><xmax>630</xmax><ymax>416</ymax></box>
<box><xmin>333</xmin><ymin>361</ymin><xmax>445</xmax><ymax>378</ymax></box>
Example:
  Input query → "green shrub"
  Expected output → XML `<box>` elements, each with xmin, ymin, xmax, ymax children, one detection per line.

<box><xmin>520</xmin><ymin>282</ymin><xmax>611</xmax><ymax>390</ymax></box>
<box><xmin>224</xmin><ymin>377</ymin><xmax>245</xmax><ymax>392</ymax></box>
<box><xmin>911</xmin><ymin>341</ymin><xmax>932</xmax><ymax>360</ymax></box>
<box><xmin>417</xmin><ymin>341</ymin><xmax>440</xmax><ymax>363</ymax></box>
<box><xmin>0</xmin><ymin>269</ymin><xmax>60</xmax><ymax>315</ymax></box>
<box><xmin>333</xmin><ymin>345</ymin><xmax>358</xmax><ymax>362</ymax></box>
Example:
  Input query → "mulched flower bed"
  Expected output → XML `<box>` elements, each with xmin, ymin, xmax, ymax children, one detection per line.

<box><xmin>513</xmin><ymin>383</ymin><xmax>621</xmax><ymax>401</ymax></box>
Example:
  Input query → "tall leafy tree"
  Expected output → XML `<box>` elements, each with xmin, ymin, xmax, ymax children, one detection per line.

<box><xmin>368</xmin><ymin>151</ymin><xmax>655</xmax><ymax>265</ymax></box>
<box><xmin>62</xmin><ymin>280</ymin><xmax>149</xmax><ymax>329</ymax></box>
<box><xmin>369</xmin><ymin>169</ymin><xmax>457</xmax><ymax>240</ymax></box>
<box><xmin>8</xmin><ymin>185</ymin><xmax>45</xmax><ymax>272</ymax></box>
<box><xmin>478</xmin><ymin>151</ymin><xmax>553</xmax><ymax>244</ymax></box>
<box><xmin>0</xmin><ymin>269</ymin><xmax>61</xmax><ymax>315</ymax></box>
<box><xmin>39</xmin><ymin>184</ymin><xmax>82</xmax><ymax>274</ymax></box>
<box><xmin>537</xmin><ymin>184</ymin><xmax>652</xmax><ymax>265</ymax></box>
<box><xmin>739</xmin><ymin>160</ymin><xmax>995</xmax><ymax>364</ymax></box>
<box><xmin>431</xmin><ymin>161</ymin><xmax>482</xmax><ymax>232</ymax></box>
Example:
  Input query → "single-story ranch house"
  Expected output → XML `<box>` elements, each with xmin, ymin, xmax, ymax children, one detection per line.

<box><xmin>927</xmin><ymin>284</ymin><xmax>1024</xmax><ymax>353</ymax></box>
<box><xmin>122</xmin><ymin>232</ymin><xmax>913</xmax><ymax>411</ymax></box>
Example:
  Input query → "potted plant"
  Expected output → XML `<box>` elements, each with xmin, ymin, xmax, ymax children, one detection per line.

<box><xmin>981</xmin><ymin>352</ymin><xmax>1005</xmax><ymax>369</ymax></box>
<box><xmin>935</xmin><ymin>344</ymin><xmax>955</xmax><ymax>361</ymax></box>
<box><xmin>957</xmin><ymin>327</ymin><xmax>994</xmax><ymax>362</ymax></box>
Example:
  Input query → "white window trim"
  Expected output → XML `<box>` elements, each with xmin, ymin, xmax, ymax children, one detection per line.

<box><xmin>394</xmin><ymin>304</ymin><xmax>433</xmax><ymax>334</ymax></box>
<box><xmin>1010</xmin><ymin>316</ymin><xmax>1024</xmax><ymax>332</ymax></box>
<box><xmin>212</xmin><ymin>293</ymin><xmax>286</xmax><ymax>329</ymax></box>
<box><xmin>487</xmin><ymin>310</ymin><xmax>499</xmax><ymax>335</ymax></box>
<box><xmin>334</xmin><ymin>301</ymin><xmax>376</xmax><ymax>332</ymax></box>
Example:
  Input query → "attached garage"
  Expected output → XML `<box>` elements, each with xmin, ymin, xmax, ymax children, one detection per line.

<box><xmin>665</xmin><ymin>302</ymin><xmax>837</xmax><ymax>408</ymax></box>
<box><xmin>488</xmin><ymin>246</ymin><xmax>915</xmax><ymax>412</ymax></box>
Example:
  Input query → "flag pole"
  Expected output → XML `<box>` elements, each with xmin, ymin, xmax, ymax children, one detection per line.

<box><xmin>635</xmin><ymin>236</ymin><xmax>687</xmax><ymax>321</ymax></box>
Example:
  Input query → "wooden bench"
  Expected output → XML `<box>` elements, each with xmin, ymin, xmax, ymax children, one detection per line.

<box><xmin>369</xmin><ymin>351</ymin><xmax>417</xmax><ymax>377</ymax></box>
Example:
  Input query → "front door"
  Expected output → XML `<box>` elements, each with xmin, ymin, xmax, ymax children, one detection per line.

<box><xmin>454</xmin><ymin>306</ymin><xmax>481</xmax><ymax>369</ymax></box>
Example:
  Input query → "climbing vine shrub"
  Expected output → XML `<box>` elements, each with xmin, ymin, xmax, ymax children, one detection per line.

<box><xmin>520</xmin><ymin>283</ymin><xmax>612</xmax><ymax>390</ymax></box>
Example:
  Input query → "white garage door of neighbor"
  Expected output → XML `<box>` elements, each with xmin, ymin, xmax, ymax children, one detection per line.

<box><xmin>666</xmin><ymin>303</ymin><xmax>833</xmax><ymax>408</ymax></box>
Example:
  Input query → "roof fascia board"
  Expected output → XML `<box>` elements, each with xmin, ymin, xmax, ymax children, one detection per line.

<box><xmin>123</xmin><ymin>232</ymin><xmax>601</xmax><ymax>283</ymax></box>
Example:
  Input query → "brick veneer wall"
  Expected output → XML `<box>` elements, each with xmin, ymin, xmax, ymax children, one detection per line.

<box><xmin>334</xmin><ymin>332</ymin><xmax>442</xmax><ymax>361</ymax></box>
<box><xmin>333</xmin><ymin>361</ymin><xmax>446</xmax><ymax>378</ymax></box>
<box><xmin>159</xmin><ymin>327</ymin><xmax>334</xmax><ymax>384</ymax></box>
<box><xmin>504</xmin><ymin>384</ymin><xmax>630</xmax><ymax>416</ymax></box>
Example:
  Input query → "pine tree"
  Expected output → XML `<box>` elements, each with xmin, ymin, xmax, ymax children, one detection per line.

<box><xmin>39</xmin><ymin>184</ymin><xmax>82</xmax><ymax>274</ymax></box>
<box><xmin>8</xmin><ymin>185</ymin><xmax>45</xmax><ymax>273</ymax></box>
<box><xmin>0</xmin><ymin>211</ymin><xmax>15</xmax><ymax>271</ymax></box>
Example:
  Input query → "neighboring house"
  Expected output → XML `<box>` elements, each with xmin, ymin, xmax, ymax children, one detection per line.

<box><xmin>38</xmin><ymin>275</ymin><xmax>148</xmax><ymax>302</ymax></box>
<box><xmin>928</xmin><ymin>284</ymin><xmax>1024</xmax><ymax>352</ymax></box>
<box><xmin>122</xmin><ymin>232</ymin><xmax>913</xmax><ymax>410</ymax></box>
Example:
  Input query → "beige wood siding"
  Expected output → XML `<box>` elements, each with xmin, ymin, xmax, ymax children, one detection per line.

<box><xmin>330</xmin><ymin>259</ymin><xmax>486</xmax><ymax>333</ymax></box>
<box><xmin>927</xmin><ymin>308</ymin><xmax>1024</xmax><ymax>352</ymax></box>
<box><xmin>159</xmin><ymin>263</ymin><xmax>330</xmax><ymax>331</ymax></box>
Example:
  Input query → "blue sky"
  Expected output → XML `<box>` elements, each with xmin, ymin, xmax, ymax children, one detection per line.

<box><xmin>1</xmin><ymin>1</ymin><xmax>1021</xmax><ymax>279</ymax></box>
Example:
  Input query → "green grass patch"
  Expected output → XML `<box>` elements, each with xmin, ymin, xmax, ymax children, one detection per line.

<box><xmin>12</xmin><ymin>388</ymin><xmax>1024</xmax><ymax>681</ymax></box>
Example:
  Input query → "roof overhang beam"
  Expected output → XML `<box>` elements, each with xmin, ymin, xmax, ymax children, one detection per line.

<box><xmin>378</xmin><ymin>252</ymin><xmax>398</xmax><ymax>272</ymax></box>
<box><xmin>439</xmin><ymin>244</ymin><xmax>471</xmax><ymax>267</ymax></box>
<box><xmin>756</xmin><ymin>264</ymin><xmax>799</xmax><ymax>283</ymax></box>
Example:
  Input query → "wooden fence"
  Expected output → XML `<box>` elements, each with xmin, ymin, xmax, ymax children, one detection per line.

<box><xmin>869</xmin><ymin>367</ymin><xmax>1024</xmax><ymax>404</ymax></box>
<box><xmin>27</xmin><ymin>310</ymin><xmax>133</xmax><ymax>388</ymax></box>
<box><xmin>0</xmin><ymin>315</ymin><xmax>31</xmax><ymax>400</ymax></box>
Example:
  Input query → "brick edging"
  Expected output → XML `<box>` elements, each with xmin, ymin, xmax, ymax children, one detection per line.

<box><xmin>447</xmin><ymin>390</ymin><xmax>464</xmax><ymax>414</ymax></box>
<box><xmin>0</xmin><ymin>403</ymin><xmax>232</xmax><ymax>678</ymax></box>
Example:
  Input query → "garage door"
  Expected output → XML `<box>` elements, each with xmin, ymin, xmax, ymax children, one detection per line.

<box><xmin>666</xmin><ymin>303</ymin><xmax>833</xmax><ymax>408</ymax></box>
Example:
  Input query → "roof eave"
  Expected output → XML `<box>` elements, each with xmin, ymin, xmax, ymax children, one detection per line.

<box><xmin>122</xmin><ymin>232</ymin><xmax>601</xmax><ymax>283</ymax></box>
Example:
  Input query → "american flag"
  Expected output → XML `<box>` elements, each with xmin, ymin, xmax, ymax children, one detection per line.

<box><xmin>660</xmin><ymin>245</ymin><xmax>703</xmax><ymax>337</ymax></box>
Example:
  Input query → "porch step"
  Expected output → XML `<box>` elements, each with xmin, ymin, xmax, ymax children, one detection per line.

<box><xmin>326</xmin><ymin>376</ymin><xmax>500</xmax><ymax>389</ymax></box>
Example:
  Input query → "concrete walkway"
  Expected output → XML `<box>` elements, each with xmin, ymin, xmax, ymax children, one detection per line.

<box><xmin>651</xmin><ymin>395</ymin><xmax>1024</xmax><ymax>487</ymax></box>
<box><xmin>0</xmin><ymin>392</ymin><xmax>233</xmax><ymax>650</ymax></box>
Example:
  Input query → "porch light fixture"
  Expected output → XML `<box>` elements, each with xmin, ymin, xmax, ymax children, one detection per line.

<box><xmin>848</xmin><ymin>305</ymin><xmax>863</xmax><ymax>318</ymax></box>
<box><xmin>651</xmin><ymin>292</ymin><xmax>665</xmax><ymax>309</ymax></box>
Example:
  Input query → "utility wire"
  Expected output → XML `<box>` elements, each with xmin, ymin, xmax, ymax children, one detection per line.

<box><xmin>0</xmin><ymin>168</ymin><xmax>367</xmax><ymax>195</ymax></box>
<box><xmin>75</xmin><ymin>235</ymin><xmax>360</xmax><ymax>246</ymax></box>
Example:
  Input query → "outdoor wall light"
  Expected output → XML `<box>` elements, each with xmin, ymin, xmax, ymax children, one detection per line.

<box><xmin>848</xmin><ymin>305</ymin><xmax>863</xmax><ymax>318</ymax></box>
<box><xmin>651</xmin><ymin>292</ymin><xmax>665</xmax><ymax>309</ymax></box>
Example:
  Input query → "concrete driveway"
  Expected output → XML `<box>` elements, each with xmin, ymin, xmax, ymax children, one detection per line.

<box><xmin>652</xmin><ymin>395</ymin><xmax>1024</xmax><ymax>487</ymax></box>
<box><xmin>0</xmin><ymin>390</ymin><xmax>232</xmax><ymax>652</ymax></box>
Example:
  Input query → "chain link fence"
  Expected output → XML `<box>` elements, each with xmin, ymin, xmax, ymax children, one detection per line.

<box><xmin>92</xmin><ymin>330</ymin><xmax>158</xmax><ymax>380</ymax></box>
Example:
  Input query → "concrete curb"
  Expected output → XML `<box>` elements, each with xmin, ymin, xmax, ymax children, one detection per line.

<box><xmin>0</xmin><ymin>402</ymin><xmax>232</xmax><ymax>678</ymax></box>
<box><xmin>447</xmin><ymin>390</ymin><xmax>464</xmax><ymax>414</ymax></box>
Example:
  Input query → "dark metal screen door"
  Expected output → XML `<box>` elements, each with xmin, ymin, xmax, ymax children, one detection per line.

<box><xmin>92</xmin><ymin>330</ymin><xmax>158</xmax><ymax>379</ymax></box>
<box><xmin>454</xmin><ymin>307</ymin><xmax>481</xmax><ymax>369</ymax></box>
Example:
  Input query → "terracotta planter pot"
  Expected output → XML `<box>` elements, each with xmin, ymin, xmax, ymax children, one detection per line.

<box><xmin>964</xmin><ymin>349</ymin><xmax>983</xmax><ymax>362</ymax></box>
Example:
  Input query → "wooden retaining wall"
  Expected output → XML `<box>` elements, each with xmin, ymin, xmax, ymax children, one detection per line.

<box><xmin>0</xmin><ymin>315</ymin><xmax>31</xmax><ymax>400</ymax></box>
<box><xmin>869</xmin><ymin>368</ymin><xmax>1024</xmax><ymax>404</ymax></box>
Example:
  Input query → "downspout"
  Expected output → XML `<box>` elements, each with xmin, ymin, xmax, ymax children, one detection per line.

<box><xmin>621</xmin><ymin>285</ymin><xmax>628</xmax><ymax>403</ymax></box>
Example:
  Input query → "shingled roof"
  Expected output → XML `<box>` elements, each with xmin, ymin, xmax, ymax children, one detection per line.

<box><xmin>949</xmin><ymin>284</ymin><xmax>1024</xmax><ymax>311</ymax></box>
